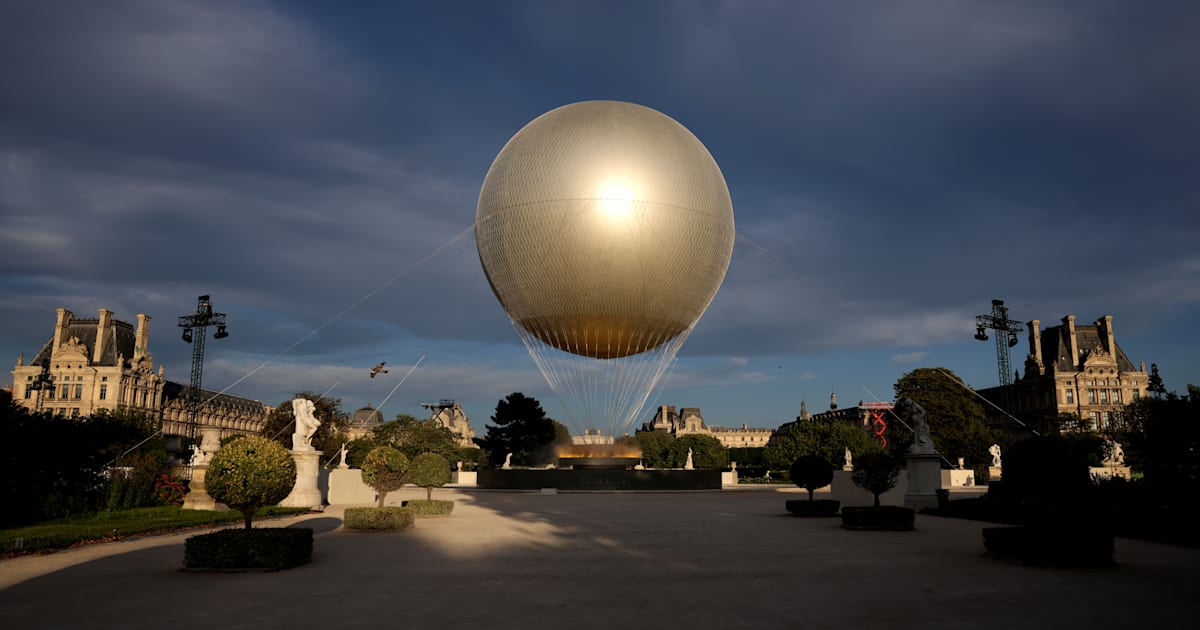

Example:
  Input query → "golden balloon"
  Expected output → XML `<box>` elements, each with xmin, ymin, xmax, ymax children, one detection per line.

<box><xmin>476</xmin><ymin>101</ymin><xmax>734</xmax><ymax>359</ymax></box>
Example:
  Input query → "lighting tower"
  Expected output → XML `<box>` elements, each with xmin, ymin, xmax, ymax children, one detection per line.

<box><xmin>974</xmin><ymin>299</ymin><xmax>1024</xmax><ymax>411</ymax></box>
<box><xmin>178</xmin><ymin>295</ymin><xmax>229</xmax><ymax>444</ymax></box>
<box><xmin>27</xmin><ymin>357</ymin><xmax>55</xmax><ymax>412</ymax></box>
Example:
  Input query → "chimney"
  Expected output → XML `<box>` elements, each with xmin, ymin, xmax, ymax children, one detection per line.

<box><xmin>1029</xmin><ymin>319</ymin><xmax>1043</xmax><ymax>369</ymax></box>
<box><xmin>1102</xmin><ymin>315</ymin><xmax>1115</xmax><ymax>356</ymax></box>
<box><xmin>1063</xmin><ymin>314</ymin><xmax>1078</xmax><ymax>368</ymax></box>
<box><xmin>93</xmin><ymin>308</ymin><xmax>113</xmax><ymax>364</ymax></box>
<box><xmin>53</xmin><ymin>308</ymin><xmax>74</xmax><ymax>355</ymax></box>
<box><xmin>134</xmin><ymin>313</ymin><xmax>151</xmax><ymax>360</ymax></box>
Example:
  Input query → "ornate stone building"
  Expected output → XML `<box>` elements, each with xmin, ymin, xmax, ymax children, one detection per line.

<box><xmin>640</xmin><ymin>405</ymin><xmax>773</xmax><ymax>448</ymax></box>
<box><xmin>10</xmin><ymin>307</ymin><xmax>269</xmax><ymax>438</ymax></box>
<box><xmin>422</xmin><ymin>399</ymin><xmax>477</xmax><ymax>448</ymax></box>
<box><xmin>979</xmin><ymin>314</ymin><xmax>1149</xmax><ymax>432</ymax></box>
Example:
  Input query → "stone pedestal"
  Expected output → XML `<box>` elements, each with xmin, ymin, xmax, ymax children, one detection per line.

<box><xmin>940</xmin><ymin>469</ymin><xmax>976</xmax><ymax>487</ymax></box>
<box><xmin>328</xmin><ymin>467</ymin><xmax>377</xmax><ymax>505</ymax></box>
<box><xmin>1090</xmin><ymin>465</ymin><xmax>1131</xmax><ymax>480</ymax></box>
<box><xmin>988</xmin><ymin>466</ymin><xmax>1003</xmax><ymax>481</ymax></box>
<box><xmin>280</xmin><ymin>450</ymin><xmax>324</xmax><ymax>510</ymax></box>
<box><xmin>181</xmin><ymin>464</ymin><xmax>229</xmax><ymax>511</ymax></box>
<box><xmin>181</xmin><ymin>426</ymin><xmax>228</xmax><ymax>511</ymax></box>
<box><xmin>905</xmin><ymin>452</ymin><xmax>944</xmax><ymax>510</ymax></box>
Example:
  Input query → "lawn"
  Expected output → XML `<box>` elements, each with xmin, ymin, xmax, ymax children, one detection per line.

<box><xmin>0</xmin><ymin>505</ymin><xmax>311</xmax><ymax>556</ymax></box>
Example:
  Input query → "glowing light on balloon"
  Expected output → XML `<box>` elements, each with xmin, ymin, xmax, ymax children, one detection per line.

<box><xmin>476</xmin><ymin>100</ymin><xmax>734</xmax><ymax>436</ymax></box>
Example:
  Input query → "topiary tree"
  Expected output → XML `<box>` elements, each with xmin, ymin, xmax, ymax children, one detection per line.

<box><xmin>205</xmin><ymin>435</ymin><xmax>296</xmax><ymax>529</ymax></box>
<box><xmin>410</xmin><ymin>452</ymin><xmax>451</xmax><ymax>500</ymax></box>
<box><xmin>790</xmin><ymin>455</ymin><xmax>834</xmax><ymax>501</ymax></box>
<box><xmin>360</xmin><ymin>446</ymin><xmax>409</xmax><ymax>508</ymax></box>
<box><xmin>851</xmin><ymin>452</ymin><xmax>901</xmax><ymax>507</ymax></box>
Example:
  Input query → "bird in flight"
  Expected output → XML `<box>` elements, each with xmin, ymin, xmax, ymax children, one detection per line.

<box><xmin>370</xmin><ymin>362</ymin><xmax>389</xmax><ymax>378</ymax></box>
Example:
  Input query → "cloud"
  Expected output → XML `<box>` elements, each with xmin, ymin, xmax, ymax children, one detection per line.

<box><xmin>891</xmin><ymin>351</ymin><xmax>930</xmax><ymax>364</ymax></box>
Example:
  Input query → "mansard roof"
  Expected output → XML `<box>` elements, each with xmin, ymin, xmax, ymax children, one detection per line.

<box><xmin>1038</xmin><ymin>319</ymin><xmax>1137</xmax><ymax>373</ymax></box>
<box><xmin>161</xmin><ymin>381</ymin><xmax>267</xmax><ymax>414</ymax></box>
<box><xmin>30</xmin><ymin>318</ymin><xmax>137</xmax><ymax>367</ymax></box>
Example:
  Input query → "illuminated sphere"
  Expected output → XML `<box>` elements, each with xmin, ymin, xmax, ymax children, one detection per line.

<box><xmin>476</xmin><ymin>100</ymin><xmax>734</xmax><ymax>359</ymax></box>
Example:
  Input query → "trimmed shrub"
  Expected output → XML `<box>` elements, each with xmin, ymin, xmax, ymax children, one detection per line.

<box><xmin>789</xmin><ymin>455</ymin><xmax>834</xmax><ymax>500</ymax></box>
<box><xmin>344</xmin><ymin>506</ymin><xmax>415</xmax><ymax>530</ymax></box>
<box><xmin>851</xmin><ymin>452</ymin><xmax>901</xmax><ymax>507</ymax></box>
<box><xmin>205</xmin><ymin>436</ymin><xmax>296</xmax><ymax>529</ymax></box>
<box><xmin>360</xmin><ymin>446</ymin><xmax>409</xmax><ymax>508</ymax></box>
<box><xmin>841</xmin><ymin>506</ymin><xmax>915</xmax><ymax>531</ymax></box>
<box><xmin>410</xmin><ymin>452</ymin><xmax>452</xmax><ymax>501</ymax></box>
<box><xmin>183</xmin><ymin>527</ymin><xmax>312</xmax><ymax>570</ymax></box>
<box><xmin>403</xmin><ymin>499</ymin><xmax>455</xmax><ymax>516</ymax></box>
<box><xmin>785</xmin><ymin>499</ymin><xmax>840</xmax><ymax>517</ymax></box>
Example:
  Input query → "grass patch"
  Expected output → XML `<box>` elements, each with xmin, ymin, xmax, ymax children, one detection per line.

<box><xmin>0</xmin><ymin>505</ymin><xmax>311</xmax><ymax>555</ymax></box>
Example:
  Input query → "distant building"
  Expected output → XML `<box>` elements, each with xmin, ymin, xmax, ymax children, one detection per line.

<box><xmin>422</xmin><ymin>399</ymin><xmax>477</xmax><ymax>448</ymax></box>
<box><xmin>640</xmin><ymin>405</ymin><xmax>773</xmax><ymax>448</ymax></box>
<box><xmin>9</xmin><ymin>307</ymin><xmax>269</xmax><ymax>438</ymax></box>
<box><xmin>770</xmin><ymin>395</ymin><xmax>893</xmax><ymax>446</ymax></box>
<box><xmin>980</xmin><ymin>314</ymin><xmax>1150</xmax><ymax>432</ymax></box>
<box><xmin>346</xmin><ymin>405</ymin><xmax>386</xmax><ymax>440</ymax></box>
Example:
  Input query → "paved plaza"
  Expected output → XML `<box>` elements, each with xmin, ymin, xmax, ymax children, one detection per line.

<box><xmin>2</xmin><ymin>488</ymin><xmax>1197</xmax><ymax>629</ymax></box>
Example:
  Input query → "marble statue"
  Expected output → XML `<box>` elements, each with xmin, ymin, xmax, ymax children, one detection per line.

<box><xmin>684</xmin><ymin>447</ymin><xmax>694</xmax><ymax>470</ymax></box>
<box><xmin>1103</xmin><ymin>441</ymin><xmax>1125</xmax><ymax>467</ymax></box>
<box><xmin>188</xmin><ymin>444</ymin><xmax>205</xmax><ymax>467</ymax></box>
<box><xmin>292</xmin><ymin>398</ymin><xmax>321</xmax><ymax>451</ymax></box>
<box><xmin>502</xmin><ymin>452</ymin><xmax>513</xmax><ymax>469</ymax></box>
<box><xmin>843</xmin><ymin>447</ymin><xmax>853</xmax><ymax>471</ymax></box>
<box><xmin>902</xmin><ymin>397</ymin><xmax>936</xmax><ymax>454</ymax></box>
<box><xmin>957</xmin><ymin>457</ymin><xmax>965</xmax><ymax>470</ymax></box>
<box><xmin>989</xmin><ymin>444</ymin><xmax>1002</xmax><ymax>468</ymax></box>
<box><xmin>338</xmin><ymin>442</ymin><xmax>349</xmax><ymax>469</ymax></box>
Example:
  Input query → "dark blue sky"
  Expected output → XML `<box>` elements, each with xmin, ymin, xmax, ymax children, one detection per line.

<box><xmin>2</xmin><ymin>0</ymin><xmax>1197</xmax><ymax>433</ymax></box>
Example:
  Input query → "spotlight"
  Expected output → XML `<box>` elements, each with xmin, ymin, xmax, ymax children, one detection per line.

<box><xmin>974</xmin><ymin>328</ymin><xmax>988</xmax><ymax>341</ymax></box>
<box><xmin>182</xmin><ymin>328</ymin><xmax>193</xmax><ymax>343</ymax></box>
<box><xmin>214</xmin><ymin>325</ymin><xmax>228</xmax><ymax>339</ymax></box>
<box><xmin>1008</xmin><ymin>333</ymin><xmax>1019</xmax><ymax>347</ymax></box>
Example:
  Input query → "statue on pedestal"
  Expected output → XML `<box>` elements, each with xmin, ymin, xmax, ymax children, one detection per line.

<box><xmin>337</xmin><ymin>442</ymin><xmax>349</xmax><ymax>469</ymax></box>
<box><xmin>1103</xmin><ymin>441</ymin><xmax>1125</xmax><ymax>467</ymax></box>
<box><xmin>843</xmin><ymin>447</ymin><xmax>854</xmax><ymax>471</ymax></box>
<box><xmin>684</xmin><ymin>448</ymin><xmax>694</xmax><ymax>470</ymax></box>
<box><xmin>292</xmin><ymin>398</ymin><xmax>320</xmax><ymax>452</ymax></box>
<box><xmin>502</xmin><ymin>453</ymin><xmax>513</xmax><ymax>469</ymax></box>
<box><xmin>989</xmin><ymin>444</ymin><xmax>1002</xmax><ymax>468</ymax></box>
<box><xmin>901</xmin><ymin>397</ymin><xmax>936</xmax><ymax>454</ymax></box>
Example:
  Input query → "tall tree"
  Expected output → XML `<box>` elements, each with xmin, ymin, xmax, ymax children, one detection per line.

<box><xmin>374</xmin><ymin>414</ymin><xmax>460</xmax><ymax>461</ymax></box>
<box><xmin>261</xmin><ymin>392</ymin><xmax>350</xmax><ymax>454</ymax></box>
<box><xmin>474</xmin><ymin>393</ymin><xmax>559</xmax><ymax>467</ymax></box>
<box><xmin>762</xmin><ymin>421</ymin><xmax>877</xmax><ymax>471</ymax></box>
<box><xmin>893</xmin><ymin>367</ymin><xmax>996</xmax><ymax>468</ymax></box>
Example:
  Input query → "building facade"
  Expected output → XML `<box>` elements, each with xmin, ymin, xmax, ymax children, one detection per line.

<box><xmin>770</xmin><ymin>395</ymin><xmax>894</xmax><ymax>446</ymax></box>
<box><xmin>10</xmin><ymin>308</ymin><xmax>269</xmax><ymax>438</ymax></box>
<box><xmin>980</xmin><ymin>314</ymin><xmax>1149</xmax><ymax>432</ymax></box>
<box><xmin>640</xmin><ymin>405</ymin><xmax>774</xmax><ymax>448</ymax></box>
<box><xmin>422</xmin><ymin>400</ymin><xmax>478</xmax><ymax>448</ymax></box>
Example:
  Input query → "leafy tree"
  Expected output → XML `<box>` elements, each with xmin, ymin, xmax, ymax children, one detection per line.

<box><xmin>473</xmin><ymin>393</ymin><xmax>559</xmax><ymax>467</ymax></box>
<box><xmin>635</xmin><ymin>430</ymin><xmax>677</xmax><ymax>468</ymax></box>
<box><xmin>763</xmin><ymin>421</ymin><xmax>877</xmax><ymax>471</ymax></box>
<box><xmin>1119</xmin><ymin>386</ymin><xmax>1200</xmax><ymax>494</ymax></box>
<box><xmin>893</xmin><ymin>367</ymin><xmax>996</xmax><ymax>467</ymax></box>
<box><xmin>851</xmin><ymin>452</ymin><xmax>901</xmax><ymax>507</ymax></box>
<box><xmin>360</xmin><ymin>446</ymin><xmax>410</xmax><ymax>508</ymax></box>
<box><xmin>261</xmin><ymin>392</ymin><xmax>350</xmax><ymax>455</ymax></box>
<box><xmin>410</xmin><ymin>452</ymin><xmax>451</xmax><ymax>500</ymax></box>
<box><xmin>205</xmin><ymin>436</ymin><xmax>296</xmax><ymax>529</ymax></box>
<box><xmin>676</xmin><ymin>434</ymin><xmax>728</xmax><ymax>469</ymax></box>
<box><xmin>374</xmin><ymin>414</ymin><xmax>460</xmax><ymax>462</ymax></box>
<box><xmin>790</xmin><ymin>455</ymin><xmax>834</xmax><ymax>501</ymax></box>
<box><xmin>0</xmin><ymin>393</ymin><xmax>168</xmax><ymax>527</ymax></box>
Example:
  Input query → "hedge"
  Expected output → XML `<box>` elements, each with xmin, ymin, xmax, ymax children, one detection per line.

<box><xmin>183</xmin><ymin>527</ymin><xmax>312</xmax><ymax>570</ymax></box>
